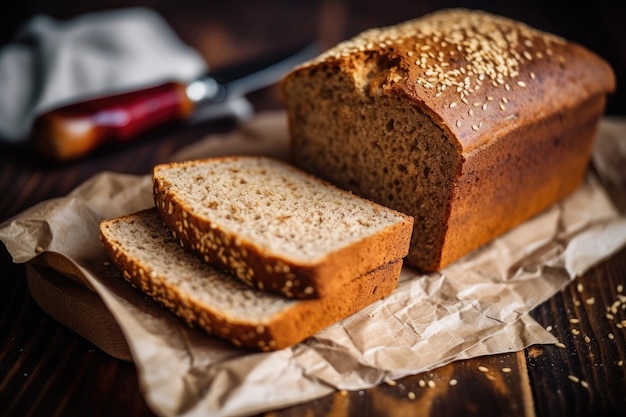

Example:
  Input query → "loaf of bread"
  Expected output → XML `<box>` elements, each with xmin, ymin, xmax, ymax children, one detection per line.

<box><xmin>152</xmin><ymin>156</ymin><xmax>413</xmax><ymax>298</ymax></box>
<box><xmin>280</xmin><ymin>8</ymin><xmax>616</xmax><ymax>272</ymax></box>
<box><xmin>100</xmin><ymin>208</ymin><xmax>401</xmax><ymax>350</ymax></box>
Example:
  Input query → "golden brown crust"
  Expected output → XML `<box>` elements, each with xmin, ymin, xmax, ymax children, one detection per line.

<box><xmin>435</xmin><ymin>94</ymin><xmax>608</xmax><ymax>270</ymax></box>
<box><xmin>152</xmin><ymin>156</ymin><xmax>413</xmax><ymax>298</ymax></box>
<box><xmin>284</xmin><ymin>9</ymin><xmax>615</xmax><ymax>154</ymax></box>
<box><xmin>280</xmin><ymin>8</ymin><xmax>616</xmax><ymax>272</ymax></box>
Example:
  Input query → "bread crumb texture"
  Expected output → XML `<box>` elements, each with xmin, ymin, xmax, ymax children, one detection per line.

<box><xmin>155</xmin><ymin>157</ymin><xmax>404</xmax><ymax>259</ymax></box>
<box><xmin>153</xmin><ymin>156</ymin><xmax>412</xmax><ymax>298</ymax></box>
<box><xmin>99</xmin><ymin>209</ymin><xmax>401</xmax><ymax>350</ymax></box>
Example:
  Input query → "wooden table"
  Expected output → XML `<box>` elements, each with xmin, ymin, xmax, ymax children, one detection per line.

<box><xmin>1</xmin><ymin>1</ymin><xmax>625</xmax><ymax>416</ymax></box>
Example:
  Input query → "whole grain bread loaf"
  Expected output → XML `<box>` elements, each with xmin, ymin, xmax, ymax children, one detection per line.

<box><xmin>99</xmin><ymin>208</ymin><xmax>401</xmax><ymax>351</ymax></box>
<box><xmin>280</xmin><ymin>8</ymin><xmax>616</xmax><ymax>272</ymax></box>
<box><xmin>152</xmin><ymin>156</ymin><xmax>413</xmax><ymax>298</ymax></box>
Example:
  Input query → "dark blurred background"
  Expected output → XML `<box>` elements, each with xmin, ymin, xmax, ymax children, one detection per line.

<box><xmin>1</xmin><ymin>0</ymin><xmax>624</xmax><ymax>115</ymax></box>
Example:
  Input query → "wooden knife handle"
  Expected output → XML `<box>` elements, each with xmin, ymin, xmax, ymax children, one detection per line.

<box><xmin>31</xmin><ymin>81</ymin><xmax>195</xmax><ymax>161</ymax></box>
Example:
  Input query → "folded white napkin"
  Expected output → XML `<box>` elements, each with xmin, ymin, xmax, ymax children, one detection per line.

<box><xmin>0</xmin><ymin>7</ymin><xmax>251</xmax><ymax>143</ymax></box>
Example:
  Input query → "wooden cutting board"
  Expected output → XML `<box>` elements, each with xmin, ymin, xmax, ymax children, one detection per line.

<box><xmin>25</xmin><ymin>264</ymin><xmax>133</xmax><ymax>362</ymax></box>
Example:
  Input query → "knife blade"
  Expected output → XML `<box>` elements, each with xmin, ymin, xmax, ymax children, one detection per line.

<box><xmin>30</xmin><ymin>42</ymin><xmax>320</xmax><ymax>161</ymax></box>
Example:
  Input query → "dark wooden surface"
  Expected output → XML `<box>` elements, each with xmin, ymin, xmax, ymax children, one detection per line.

<box><xmin>1</xmin><ymin>1</ymin><xmax>625</xmax><ymax>416</ymax></box>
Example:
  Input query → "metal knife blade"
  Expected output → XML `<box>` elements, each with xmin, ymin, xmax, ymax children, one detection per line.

<box><xmin>186</xmin><ymin>42</ymin><xmax>320</xmax><ymax>105</ymax></box>
<box><xmin>31</xmin><ymin>42</ymin><xmax>320</xmax><ymax>161</ymax></box>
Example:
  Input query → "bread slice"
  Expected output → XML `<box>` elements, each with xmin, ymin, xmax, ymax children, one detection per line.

<box><xmin>280</xmin><ymin>8</ymin><xmax>615</xmax><ymax>272</ymax></box>
<box><xmin>99</xmin><ymin>208</ymin><xmax>402</xmax><ymax>351</ymax></box>
<box><xmin>152</xmin><ymin>156</ymin><xmax>413</xmax><ymax>299</ymax></box>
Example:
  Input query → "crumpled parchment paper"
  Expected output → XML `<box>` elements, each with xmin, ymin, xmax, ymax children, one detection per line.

<box><xmin>1</xmin><ymin>111</ymin><xmax>625</xmax><ymax>417</ymax></box>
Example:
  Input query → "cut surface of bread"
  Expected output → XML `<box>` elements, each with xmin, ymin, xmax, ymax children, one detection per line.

<box><xmin>99</xmin><ymin>208</ymin><xmax>401</xmax><ymax>351</ymax></box>
<box><xmin>152</xmin><ymin>156</ymin><xmax>413</xmax><ymax>298</ymax></box>
<box><xmin>280</xmin><ymin>8</ymin><xmax>616</xmax><ymax>272</ymax></box>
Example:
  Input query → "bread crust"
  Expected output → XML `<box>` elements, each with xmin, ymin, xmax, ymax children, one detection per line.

<box><xmin>280</xmin><ymin>8</ymin><xmax>616</xmax><ymax>271</ymax></box>
<box><xmin>99</xmin><ymin>209</ymin><xmax>402</xmax><ymax>351</ymax></box>
<box><xmin>152</xmin><ymin>156</ymin><xmax>413</xmax><ymax>298</ymax></box>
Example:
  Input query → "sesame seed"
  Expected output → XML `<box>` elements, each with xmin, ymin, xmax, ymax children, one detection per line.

<box><xmin>608</xmin><ymin>332</ymin><xmax>615</xmax><ymax>340</ymax></box>
<box><xmin>581</xmin><ymin>380</ymin><xmax>589</xmax><ymax>389</ymax></box>
<box><xmin>517</xmin><ymin>81</ymin><xmax>526</xmax><ymax>88</ymax></box>
<box><xmin>584</xmin><ymin>336</ymin><xmax>591</xmax><ymax>343</ymax></box>
<box><xmin>569</xmin><ymin>318</ymin><xmax>580</xmax><ymax>324</ymax></box>
<box><xmin>471</xmin><ymin>124</ymin><xmax>480</xmax><ymax>131</ymax></box>
<box><xmin>449</xmin><ymin>102</ymin><xmax>458</xmax><ymax>108</ymax></box>
<box><xmin>408</xmin><ymin>392</ymin><xmax>416</xmax><ymax>399</ymax></box>
<box><xmin>384</xmin><ymin>377</ymin><xmax>396</xmax><ymax>386</ymax></box>
<box><xmin>555</xmin><ymin>342</ymin><xmax>566</xmax><ymax>349</ymax></box>
<box><xmin>502</xmin><ymin>367</ymin><xmax>512</xmax><ymax>373</ymax></box>
<box><xmin>586</xmin><ymin>297</ymin><xmax>595</xmax><ymax>305</ymax></box>
<box><xmin>478</xmin><ymin>366</ymin><xmax>489</xmax><ymax>373</ymax></box>
<box><xmin>449</xmin><ymin>379</ymin><xmax>458</xmax><ymax>385</ymax></box>
<box><xmin>618</xmin><ymin>360</ymin><xmax>624</xmax><ymax>366</ymax></box>
<box><xmin>418</xmin><ymin>379</ymin><xmax>426</xmax><ymax>387</ymax></box>
<box><xmin>618</xmin><ymin>284</ymin><xmax>623</xmax><ymax>293</ymax></box>
<box><xmin>577</xmin><ymin>283</ymin><xmax>584</xmax><ymax>292</ymax></box>
<box><xmin>428</xmin><ymin>380</ymin><xmax>436</xmax><ymax>388</ymax></box>
<box><xmin>568</xmin><ymin>375</ymin><xmax>580</xmax><ymax>383</ymax></box>
<box><xmin>456</xmin><ymin>119</ymin><xmax>462</xmax><ymax>127</ymax></box>
<box><xmin>35</xmin><ymin>246</ymin><xmax>44</xmax><ymax>253</ymax></box>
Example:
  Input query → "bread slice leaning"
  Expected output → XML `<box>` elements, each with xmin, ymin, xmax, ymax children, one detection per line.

<box><xmin>152</xmin><ymin>156</ymin><xmax>413</xmax><ymax>299</ymax></box>
<box><xmin>99</xmin><ymin>209</ymin><xmax>402</xmax><ymax>351</ymax></box>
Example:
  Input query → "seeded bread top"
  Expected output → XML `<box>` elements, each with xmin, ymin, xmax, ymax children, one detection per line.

<box><xmin>284</xmin><ymin>8</ymin><xmax>615</xmax><ymax>153</ymax></box>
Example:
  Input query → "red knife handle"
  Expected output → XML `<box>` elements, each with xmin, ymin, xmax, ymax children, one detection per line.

<box><xmin>31</xmin><ymin>81</ymin><xmax>195</xmax><ymax>161</ymax></box>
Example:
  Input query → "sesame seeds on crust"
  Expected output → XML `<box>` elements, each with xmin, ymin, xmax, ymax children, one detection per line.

<box><xmin>309</xmin><ymin>9</ymin><xmax>565</xmax><ymax>101</ymax></box>
<box><xmin>291</xmin><ymin>8</ymin><xmax>602</xmax><ymax>152</ymax></box>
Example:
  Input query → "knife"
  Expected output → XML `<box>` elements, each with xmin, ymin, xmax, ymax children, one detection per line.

<box><xmin>30</xmin><ymin>42</ymin><xmax>319</xmax><ymax>161</ymax></box>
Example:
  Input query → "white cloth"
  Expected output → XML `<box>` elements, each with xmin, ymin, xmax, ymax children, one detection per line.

<box><xmin>0</xmin><ymin>7</ymin><xmax>250</xmax><ymax>143</ymax></box>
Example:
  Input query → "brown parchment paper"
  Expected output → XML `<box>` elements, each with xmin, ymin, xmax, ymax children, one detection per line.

<box><xmin>2</xmin><ymin>111</ymin><xmax>626</xmax><ymax>417</ymax></box>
